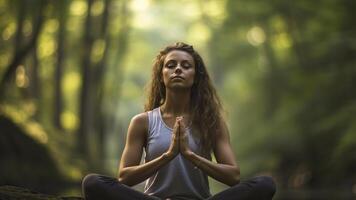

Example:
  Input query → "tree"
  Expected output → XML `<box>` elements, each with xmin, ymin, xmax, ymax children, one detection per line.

<box><xmin>0</xmin><ymin>0</ymin><xmax>47</xmax><ymax>100</ymax></box>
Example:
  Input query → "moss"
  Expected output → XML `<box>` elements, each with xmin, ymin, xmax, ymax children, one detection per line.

<box><xmin>0</xmin><ymin>185</ymin><xmax>83</xmax><ymax>200</ymax></box>
<box><xmin>0</xmin><ymin>115</ymin><xmax>64</xmax><ymax>193</ymax></box>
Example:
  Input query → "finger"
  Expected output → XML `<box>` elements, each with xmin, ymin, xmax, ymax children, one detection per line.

<box><xmin>174</xmin><ymin>118</ymin><xmax>180</xmax><ymax>131</ymax></box>
<box><xmin>180</xmin><ymin>120</ymin><xmax>185</xmax><ymax>129</ymax></box>
<box><xmin>177</xmin><ymin>120</ymin><xmax>180</xmax><ymax>138</ymax></box>
<box><xmin>173</xmin><ymin>121</ymin><xmax>180</xmax><ymax>140</ymax></box>
<box><xmin>180</xmin><ymin>130</ymin><xmax>185</xmax><ymax>141</ymax></box>
<box><xmin>173</xmin><ymin>118</ymin><xmax>179</xmax><ymax>130</ymax></box>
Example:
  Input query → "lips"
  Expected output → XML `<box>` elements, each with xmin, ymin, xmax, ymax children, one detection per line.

<box><xmin>171</xmin><ymin>76</ymin><xmax>184</xmax><ymax>80</ymax></box>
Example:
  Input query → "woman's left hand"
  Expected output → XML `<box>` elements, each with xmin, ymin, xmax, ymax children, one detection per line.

<box><xmin>179</xmin><ymin>118</ymin><xmax>192</xmax><ymax>156</ymax></box>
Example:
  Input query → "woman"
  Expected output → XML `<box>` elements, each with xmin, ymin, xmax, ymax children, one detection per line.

<box><xmin>82</xmin><ymin>42</ymin><xmax>276</xmax><ymax>200</ymax></box>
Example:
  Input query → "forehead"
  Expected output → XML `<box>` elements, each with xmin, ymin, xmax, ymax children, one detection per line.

<box><xmin>164</xmin><ymin>50</ymin><xmax>194</xmax><ymax>63</ymax></box>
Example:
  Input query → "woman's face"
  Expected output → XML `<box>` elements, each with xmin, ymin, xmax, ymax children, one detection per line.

<box><xmin>162</xmin><ymin>50</ymin><xmax>196</xmax><ymax>90</ymax></box>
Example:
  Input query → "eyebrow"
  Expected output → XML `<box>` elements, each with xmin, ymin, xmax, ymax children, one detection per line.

<box><xmin>165</xmin><ymin>59</ymin><xmax>192</xmax><ymax>63</ymax></box>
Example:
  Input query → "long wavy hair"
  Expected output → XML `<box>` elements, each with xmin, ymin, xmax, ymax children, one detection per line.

<box><xmin>144</xmin><ymin>42</ymin><xmax>226</xmax><ymax>154</ymax></box>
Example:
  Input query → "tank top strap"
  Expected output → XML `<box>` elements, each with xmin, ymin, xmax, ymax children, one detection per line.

<box><xmin>147</xmin><ymin>107</ymin><xmax>160</xmax><ymax>137</ymax></box>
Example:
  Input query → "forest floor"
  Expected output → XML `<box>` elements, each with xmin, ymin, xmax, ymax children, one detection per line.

<box><xmin>0</xmin><ymin>185</ymin><xmax>83</xmax><ymax>200</ymax></box>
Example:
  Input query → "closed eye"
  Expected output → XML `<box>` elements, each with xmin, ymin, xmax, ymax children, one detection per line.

<box><xmin>181</xmin><ymin>61</ymin><xmax>192</xmax><ymax>69</ymax></box>
<box><xmin>165</xmin><ymin>61</ymin><xmax>176</xmax><ymax>68</ymax></box>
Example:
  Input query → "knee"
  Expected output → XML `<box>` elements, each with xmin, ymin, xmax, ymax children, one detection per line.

<box><xmin>254</xmin><ymin>176</ymin><xmax>276</xmax><ymax>196</ymax></box>
<box><xmin>82</xmin><ymin>173</ymin><xmax>101</xmax><ymax>194</ymax></box>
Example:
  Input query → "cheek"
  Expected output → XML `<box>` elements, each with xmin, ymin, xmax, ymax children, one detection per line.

<box><xmin>161</xmin><ymin>69</ymin><xmax>169</xmax><ymax>83</ymax></box>
<box><xmin>189</xmin><ymin>70</ymin><xmax>196</xmax><ymax>82</ymax></box>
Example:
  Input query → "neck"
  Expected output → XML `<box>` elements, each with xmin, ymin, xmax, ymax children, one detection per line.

<box><xmin>161</xmin><ymin>89</ymin><xmax>191</xmax><ymax>116</ymax></box>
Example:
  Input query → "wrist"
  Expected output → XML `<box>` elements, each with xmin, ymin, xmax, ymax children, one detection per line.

<box><xmin>184</xmin><ymin>151</ymin><xmax>202</xmax><ymax>168</ymax></box>
<box><xmin>182</xmin><ymin>150</ymin><xmax>194</xmax><ymax>159</ymax></box>
<box><xmin>163</xmin><ymin>151</ymin><xmax>175</xmax><ymax>161</ymax></box>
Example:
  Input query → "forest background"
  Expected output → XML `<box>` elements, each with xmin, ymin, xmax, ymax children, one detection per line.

<box><xmin>0</xmin><ymin>0</ymin><xmax>355</xmax><ymax>199</ymax></box>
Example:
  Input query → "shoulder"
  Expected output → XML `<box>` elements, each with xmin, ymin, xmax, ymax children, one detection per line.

<box><xmin>131</xmin><ymin>112</ymin><xmax>148</xmax><ymax>123</ymax></box>
<box><xmin>214</xmin><ymin>118</ymin><xmax>230</xmax><ymax>142</ymax></box>
<box><xmin>125</xmin><ymin>112</ymin><xmax>149</xmax><ymax>145</ymax></box>
<box><xmin>130</xmin><ymin>112</ymin><xmax>149</xmax><ymax>131</ymax></box>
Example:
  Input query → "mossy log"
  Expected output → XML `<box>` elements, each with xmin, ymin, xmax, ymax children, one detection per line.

<box><xmin>0</xmin><ymin>185</ymin><xmax>83</xmax><ymax>200</ymax></box>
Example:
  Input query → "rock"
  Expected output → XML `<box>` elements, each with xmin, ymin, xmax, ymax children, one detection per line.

<box><xmin>0</xmin><ymin>115</ymin><xmax>64</xmax><ymax>193</ymax></box>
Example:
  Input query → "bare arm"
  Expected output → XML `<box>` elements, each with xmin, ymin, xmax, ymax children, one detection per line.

<box><xmin>118</xmin><ymin>113</ymin><xmax>180</xmax><ymax>186</ymax></box>
<box><xmin>181</xmin><ymin>120</ymin><xmax>240</xmax><ymax>186</ymax></box>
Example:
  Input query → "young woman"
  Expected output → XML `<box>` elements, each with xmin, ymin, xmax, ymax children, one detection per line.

<box><xmin>82</xmin><ymin>42</ymin><xmax>276</xmax><ymax>200</ymax></box>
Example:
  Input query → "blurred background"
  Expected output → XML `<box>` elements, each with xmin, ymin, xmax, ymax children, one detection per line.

<box><xmin>0</xmin><ymin>0</ymin><xmax>355</xmax><ymax>199</ymax></box>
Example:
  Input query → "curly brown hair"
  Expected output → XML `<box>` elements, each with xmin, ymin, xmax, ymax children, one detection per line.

<box><xmin>144</xmin><ymin>42</ymin><xmax>226</xmax><ymax>154</ymax></box>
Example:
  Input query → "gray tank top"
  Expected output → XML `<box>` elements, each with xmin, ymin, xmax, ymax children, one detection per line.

<box><xmin>144</xmin><ymin>107</ymin><xmax>211</xmax><ymax>200</ymax></box>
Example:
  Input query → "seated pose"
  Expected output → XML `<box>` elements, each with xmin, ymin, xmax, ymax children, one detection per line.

<box><xmin>82</xmin><ymin>42</ymin><xmax>276</xmax><ymax>200</ymax></box>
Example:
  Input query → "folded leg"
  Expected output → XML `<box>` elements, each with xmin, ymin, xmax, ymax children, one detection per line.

<box><xmin>82</xmin><ymin>174</ymin><xmax>160</xmax><ymax>200</ymax></box>
<box><xmin>207</xmin><ymin>176</ymin><xmax>276</xmax><ymax>200</ymax></box>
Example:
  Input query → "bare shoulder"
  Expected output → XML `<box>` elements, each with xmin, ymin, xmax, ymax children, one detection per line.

<box><xmin>131</xmin><ymin>112</ymin><xmax>148</xmax><ymax>124</ymax></box>
<box><xmin>128</xmin><ymin>112</ymin><xmax>149</xmax><ymax>136</ymax></box>
<box><xmin>216</xmin><ymin>118</ymin><xmax>230</xmax><ymax>139</ymax></box>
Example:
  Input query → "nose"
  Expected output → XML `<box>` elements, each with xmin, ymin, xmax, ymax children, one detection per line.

<box><xmin>174</xmin><ymin>64</ymin><xmax>182</xmax><ymax>73</ymax></box>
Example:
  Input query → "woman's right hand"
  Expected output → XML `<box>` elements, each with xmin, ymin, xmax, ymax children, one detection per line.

<box><xmin>165</xmin><ymin>117</ymin><xmax>181</xmax><ymax>159</ymax></box>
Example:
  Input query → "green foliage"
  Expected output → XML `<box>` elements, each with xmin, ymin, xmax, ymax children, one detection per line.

<box><xmin>209</xmin><ymin>0</ymin><xmax>356</xmax><ymax>193</ymax></box>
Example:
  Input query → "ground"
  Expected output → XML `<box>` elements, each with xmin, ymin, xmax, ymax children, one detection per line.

<box><xmin>0</xmin><ymin>185</ymin><xmax>83</xmax><ymax>200</ymax></box>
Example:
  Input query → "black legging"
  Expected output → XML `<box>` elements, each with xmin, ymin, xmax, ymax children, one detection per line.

<box><xmin>82</xmin><ymin>174</ymin><xmax>276</xmax><ymax>200</ymax></box>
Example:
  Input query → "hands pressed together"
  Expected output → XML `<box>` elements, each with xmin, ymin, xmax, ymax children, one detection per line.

<box><xmin>166</xmin><ymin>117</ymin><xmax>193</xmax><ymax>159</ymax></box>
<box><xmin>118</xmin><ymin>113</ymin><xmax>240</xmax><ymax>186</ymax></box>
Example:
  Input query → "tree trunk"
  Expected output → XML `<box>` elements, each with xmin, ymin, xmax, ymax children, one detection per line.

<box><xmin>54</xmin><ymin>0</ymin><xmax>68</xmax><ymax>130</ymax></box>
<box><xmin>78</xmin><ymin>0</ymin><xmax>94</xmax><ymax>157</ymax></box>
<box><xmin>107</xmin><ymin>0</ymin><xmax>130</xmax><ymax>150</ymax></box>
<box><xmin>30</xmin><ymin>47</ymin><xmax>40</xmax><ymax>119</ymax></box>
<box><xmin>260</xmin><ymin>23</ymin><xmax>281</xmax><ymax>117</ymax></box>
<box><xmin>14</xmin><ymin>0</ymin><xmax>26</xmax><ymax>55</ymax></box>
<box><xmin>93</xmin><ymin>0</ymin><xmax>111</xmax><ymax>167</ymax></box>
<box><xmin>0</xmin><ymin>0</ymin><xmax>46</xmax><ymax>100</ymax></box>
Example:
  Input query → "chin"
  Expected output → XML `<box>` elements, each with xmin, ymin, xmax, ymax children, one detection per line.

<box><xmin>169</xmin><ymin>84</ymin><xmax>192</xmax><ymax>90</ymax></box>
